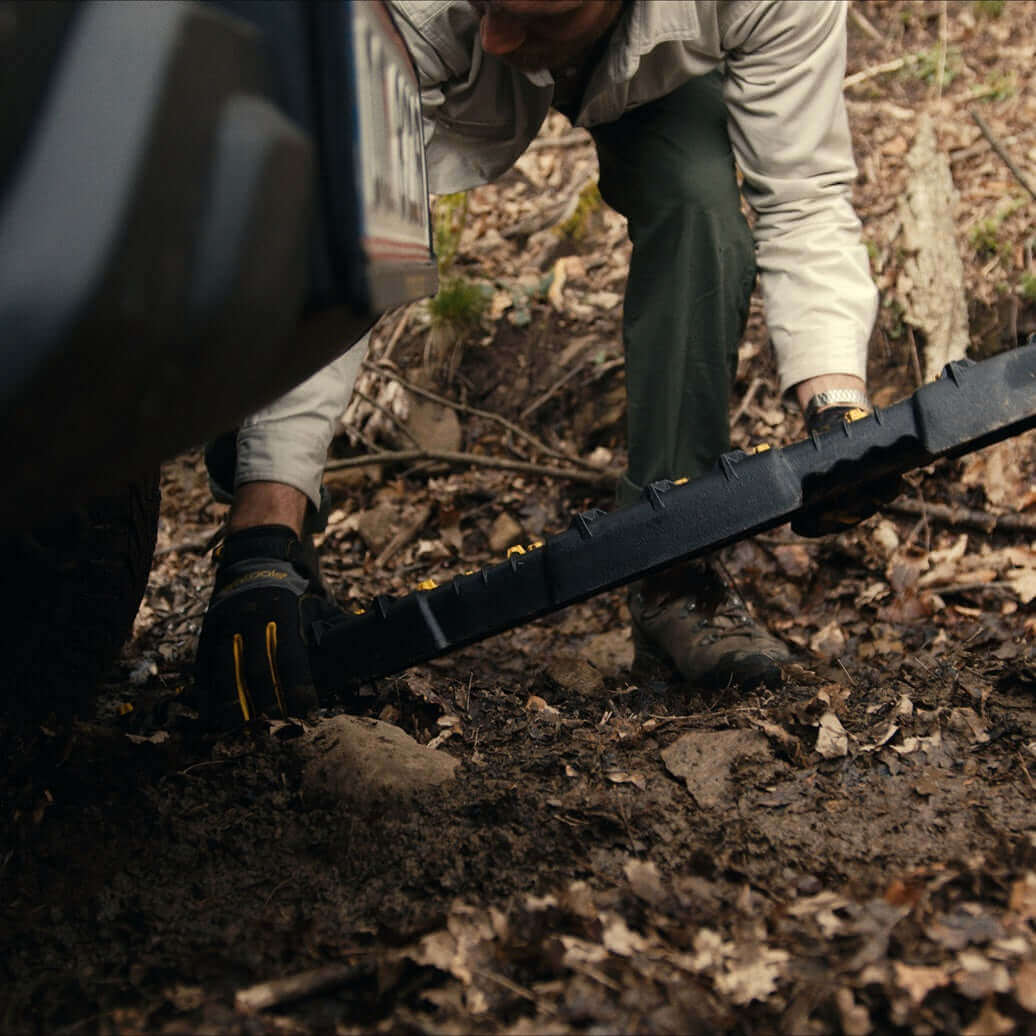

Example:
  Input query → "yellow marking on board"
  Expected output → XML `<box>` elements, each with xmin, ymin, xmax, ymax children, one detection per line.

<box><xmin>845</xmin><ymin>407</ymin><xmax>869</xmax><ymax>422</ymax></box>
<box><xmin>507</xmin><ymin>545</ymin><xmax>526</xmax><ymax>557</ymax></box>
<box><xmin>749</xmin><ymin>443</ymin><xmax>771</xmax><ymax>454</ymax></box>
<box><xmin>673</xmin><ymin>477</ymin><xmax>688</xmax><ymax>485</ymax></box>
<box><xmin>416</xmin><ymin>578</ymin><xmax>439</xmax><ymax>591</ymax></box>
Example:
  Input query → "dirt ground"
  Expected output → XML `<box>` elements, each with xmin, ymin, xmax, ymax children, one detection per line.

<box><xmin>2</xmin><ymin>2</ymin><xmax>1035</xmax><ymax>1033</ymax></box>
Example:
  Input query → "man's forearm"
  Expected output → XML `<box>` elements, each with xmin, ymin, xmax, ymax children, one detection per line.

<box><xmin>226</xmin><ymin>481</ymin><xmax>308</xmax><ymax>536</ymax></box>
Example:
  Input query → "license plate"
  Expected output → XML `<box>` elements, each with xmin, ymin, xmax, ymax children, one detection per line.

<box><xmin>348</xmin><ymin>2</ymin><xmax>437</xmax><ymax>310</ymax></box>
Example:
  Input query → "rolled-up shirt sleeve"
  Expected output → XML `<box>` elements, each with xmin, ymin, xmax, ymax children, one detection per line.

<box><xmin>235</xmin><ymin>336</ymin><xmax>370</xmax><ymax>507</ymax></box>
<box><xmin>721</xmin><ymin>0</ymin><xmax>877</xmax><ymax>395</ymax></box>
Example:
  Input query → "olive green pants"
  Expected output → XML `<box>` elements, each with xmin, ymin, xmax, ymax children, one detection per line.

<box><xmin>590</xmin><ymin>73</ymin><xmax>756</xmax><ymax>506</ymax></box>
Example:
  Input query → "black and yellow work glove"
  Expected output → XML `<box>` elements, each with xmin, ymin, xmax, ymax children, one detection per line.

<box><xmin>195</xmin><ymin>525</ymin><xmax>338</xmax><ymax>728</ymax></box>
<box><xmin>791</xmin><ymin>405</ymin><xmax>903</xmax><ymax>537</ymax></box>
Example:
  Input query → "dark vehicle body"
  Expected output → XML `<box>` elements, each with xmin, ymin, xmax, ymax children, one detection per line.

<box><xmin>0</xmin><ymin>0</ymin><xmax>436</xmax><ymax>712</ymax></box>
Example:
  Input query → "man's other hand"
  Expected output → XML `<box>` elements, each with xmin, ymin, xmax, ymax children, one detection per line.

<box><xmin>791</xmin><ymin>404</ymin><xmax>903</xmax><ymax>537</ymax></box>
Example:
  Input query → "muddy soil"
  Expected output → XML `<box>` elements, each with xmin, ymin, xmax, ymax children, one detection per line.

<box><xmin>2</xmin><ymin>2</ymin><xmax>1035</xmax><ymax>1033</ymax></box>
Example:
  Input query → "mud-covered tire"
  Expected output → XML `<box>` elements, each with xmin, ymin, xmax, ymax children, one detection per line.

<box><xmin>0</xmin><ymin>474</ymin><xmax>161</xmax><ymax>721</ymax></box>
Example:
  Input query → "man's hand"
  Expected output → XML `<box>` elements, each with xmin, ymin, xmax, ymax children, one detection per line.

<box><xmin>791</xmin><ymin>403</ymin><xmax>902</xmax><ymax>537</ymax></box>
<box><xmin>195</xmin><ymin>524</ymin><xmax>338</xmax><ymax>728</ymax></box>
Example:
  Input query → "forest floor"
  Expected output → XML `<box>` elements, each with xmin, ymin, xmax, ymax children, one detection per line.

<box><xmin>3</xmin><ymin>2</ymin><xmax>1036</xmax><ymax>1033</ymax></box>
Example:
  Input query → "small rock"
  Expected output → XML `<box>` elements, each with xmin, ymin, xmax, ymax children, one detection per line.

<box><xmin>298</xmin><ymin>716</ymin><xmax>458</xmax><ymax>800</ymax></box>
<box><xmin>662</xmin><ymin>729</ymin><xmax>771</xmax><ymax>809</ymax></box>
<box><xmin>544</xmin><ymin>655</ymin><xmax>605</xmax><ymax>696</ymax></box>
<box><xmin>405</xmin><ymin>397</ymin><xmax>462</xmax><ymax>454</ymax></box>
<box><xmin>488</xmin><ymin>512</ymin><xmax>523</xmax><ymax>554</ymax></box>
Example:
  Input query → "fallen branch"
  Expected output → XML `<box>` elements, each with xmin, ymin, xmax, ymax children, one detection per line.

<box><xmin>325</xmin><ymin>448</ymin><xmax>617</xmax><ymax>488</ymax></box>
<box><xmin>520</xmin><ymin>362</ymin><xmax>586</xmax><ymax>421</ymax></box>
<box><xmin>883</xmin><ymin>497</ymin><xmax>1036</xmax><ymax>535</ymax></box>
<box><xmin>933</xmin><ymin>0</ymin><xmax>948</xmax><ymax>103</ymax></box>
<box><xmin>376</xmin><ymin>503</ymin><xmax>432</xmax><ymax>568</ymax></box>
<box><xmin>848</xmin><ymin>3</ymin><xmax>883</xmax><ymax>42</ymax></box>
<box><xmin>235</xmin><ymin>964</ymin><xmax>364</xmax><ymax>1013</ymax></box>
<box><xmin>843</xmin><ymin>55</ymin><xmax>912</xmax><ymax>89</ymax></box>
<box><xmin>731</xmin><ymin>376</ymin><xmax>764</xmax><ymax>426</ymax></box>
<box><xmin>154</xmin><ymin>530</ymin><xmax>222</xmax><ymax>557</ymax></box>
<box><xmin>351</xmin><ymin>387</ymin><xmax>421</xmax><ymax>449</ymax></box>
<box><xmin>969</xmin><ymin>108</ymin><xmax>1036</xmax><ymax>202</ymax></box>
<box><xmin>526</xmin><ymin>130</ymin><xmax>594</xmax><ymax>152</ymax></box>
<box><xmin>363</xmin><ymin>359</ymin><xmax>599</xmax><ymax>470</ymax></box>
<box><xmin>379</xmin><ymin>304</ymin><xmax>413</xmax><ymax>363</ymax></box>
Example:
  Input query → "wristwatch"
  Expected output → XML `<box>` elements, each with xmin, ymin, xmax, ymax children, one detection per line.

<box><xmin>803</xmin><ymin>388</ymin><xmax>870</xmax><ymax>424</ymax></box>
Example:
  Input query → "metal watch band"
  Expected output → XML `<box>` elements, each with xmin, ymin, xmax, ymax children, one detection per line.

<box><xmin>804</xmin><ymin>388</ymin><xmax>870</xmax><ymax>423</ymax></box>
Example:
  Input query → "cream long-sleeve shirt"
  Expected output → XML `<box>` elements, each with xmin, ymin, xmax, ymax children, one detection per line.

<box><xmin>236</xmin><ymin>0</ymin><xmax>878</xmax><ymax>506</ymax></box>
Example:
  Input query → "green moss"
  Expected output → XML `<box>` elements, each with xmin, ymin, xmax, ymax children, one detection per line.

<box><xmin>428</xmin><ymin>275</ymin><xmax>488</xmax><ymax>328</ymax></box>
<box><xmin>432</xmin><ymin>192</ymin><xmax>469</xmax><ymax>274</ymax></box>
<box><xmin>1020</xmin><ymin>273</ymin><xmax>1036</xmax><ymax>302</ymax></box>
<box><xmin>970</xmin><ymin>218</ymin><xmax>1002</xmax><ymax>259</ymax></box>
<box><xmin>974</xmin><ymin>0</ymin><xmax>1006</xmax><ymax>17</ymax></box>
<box><xmin>980</xmin><ymin>72</ymin><xmax>1016</xmax><ymax>102</ymax></box>
<box><xmin>555</xmin><ymin>181</ymin><xmax>603</xmax><ymax>243</ymax></box>
<box><xmin>909</xmin><ymin>45</ymin><xmax>962</xmax><ymax>88</ymax></box>
<box><xmin>969</xmin><ymin>199</ymin><xmax>1026</xmax><ymax>260</ymax></box>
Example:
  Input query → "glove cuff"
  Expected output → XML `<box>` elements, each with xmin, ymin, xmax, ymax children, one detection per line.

<box><xmin>218</xmin><ymin>524</ymin><xmax>300</xmax><ymax>567</ymax></box>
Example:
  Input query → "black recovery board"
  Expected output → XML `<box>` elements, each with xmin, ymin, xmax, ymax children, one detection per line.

<box><xmin>309</xmin><ymin>341</ymin><xmax>1036</xmax><ymax>691</ymax></box>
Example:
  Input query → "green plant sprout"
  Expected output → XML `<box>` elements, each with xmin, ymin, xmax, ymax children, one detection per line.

<box><xmin>555</xmin><ymin>181</ymin><xmax>603</xmax><ymax>243</ymax></box>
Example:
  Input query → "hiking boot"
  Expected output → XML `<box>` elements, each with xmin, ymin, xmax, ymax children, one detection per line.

<box><xmin>629</xmin><ymin>558</ymin><xmax>789</xmax><ymax>690</ymax></box>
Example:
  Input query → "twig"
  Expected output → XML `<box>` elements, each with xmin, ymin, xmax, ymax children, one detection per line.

<box><xmin>179</xmin><ymin>759</ymin><xmax>232</xmax><ymax>776</ymax></box>
<box><xmin>969</xmin><ymin>108</ymin><xmax>1036</xmax><ymax>202</ymax></box>
<box><xmin>364</xmin><ymin>359</ymin><xmax>599</xmax><ymax>470</ymax></box>
<box><xmin>933</xmin><ymin>0</ymin><xmax>948</xmax><ymax>103</ymax></box>
<box><xmin>731</xmin><ymin>376</ymin><xmax>764</xmax><ymax>426</ymax></box>
<box><xmin>520</xmin><ymin>362</ymin><xmax>586</xmax><ymax>421</ymax></box>
<box><xmin>849</xmin><ymin>3</ymin><xmax>883</xmax><ymax>42</ymax></box>
<box><xmin>907</xmin><ymin>326</ymin><xmax>924</xmax><ymax>389</ymax></box>
<box><xmin>324</xmin><ymin>448</ymin><xmax>617</xmax><ymax>487</ymax></box>
<box><xmin>351</xmin><ymin>387</ymin><xmax>421</xmax><ymax>448</ymax></box>
<box><xmin>883</xmin><ymin>497</ymin><xmax>1036</xmax><ymax>535</ymax></box>
<box><xmin>475</xmin><ymin>969</ymin><xmax>545</xmax><ymax>1007</ymax></box>
<box><xmin>235</xmin><ymin>964</ymin><xmax>363</xmax><ymax>1013</ymax></box>
<box><xmin>380</xmin><ymin>305</ymin><xmax>413</xmax><ymax>363</ymax></box>
<box><xmin>375</xmin><ymin>503</ymin><xmax>432</xmax><ymax>568</ymax></box>
<box><xmin>923</xmin><ymin>580</ymin><xmax>1012</xmax><ymax>596</ymax></box>
<box><xmin>527</xmin><ymin>129</ymin><xmax>594</xmax><ymax>151</ymax></box>
<box><xmin>154</xmin><ymin>529</ymin><xmax>223</xmax><ymax>557</ymax></box>
<box><xmin>844</xmin><ymin>55</ymin><xmax>912</xmax><ymax>89</ymax></box>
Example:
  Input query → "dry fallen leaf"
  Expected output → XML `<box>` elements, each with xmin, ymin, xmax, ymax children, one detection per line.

<box><xmin>893</xmin><ymin>961</ymin><xmax>951</xmax><ymax>1006</ymax></box>
<box><xmin>1008</xmin><ymin>872</ymin><xmax>1036</xmax><ymax>922</ymax></box>
<box><xmin>810</xmin><ymin>621</ymin><xmax>847</xmax><ymax>660</ymax></box>
<box><xmin>601</xmin><ymin>917</ymin><xmax>650</xmax><ymax>957</ymax></box>
<box><xmin>525</xmin><ymin>695</ymin><xmax>559</xmax><ymax>717</ymax></box>
<box><xmin>624</xmin><ymin>859</ymin><xmax>667</xmax><ymax>907</ymax></box>
<box><xmin>1015</xmin><ymin>959</ymin><xmax>1036</xmax><ymax>1013</ymax></box>
<box><xmin>816</xmin><ymin>712</ymin><xmax>849</xmax><ymax>759</ymax></box>
<box><xmin>714</xmin><ymin>946</ymin><xmax>790</xmax><ymax>1005</ymax></box>
<box><xmin>961</xmin><ymin>999</ymin><xmax>1015</xmax><ymax>1036</ymax></box>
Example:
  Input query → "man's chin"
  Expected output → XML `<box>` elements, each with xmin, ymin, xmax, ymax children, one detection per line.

<box><xmin>498</xmin><ymin>41</ymin><xmax>592</xmax><ymax>73</ymax></box>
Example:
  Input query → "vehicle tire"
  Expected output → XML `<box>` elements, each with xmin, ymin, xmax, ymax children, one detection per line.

<box><xmin>0</xmin><ymin>474</ymin><xmax>161</xmax><ymax>722</ymax></box>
